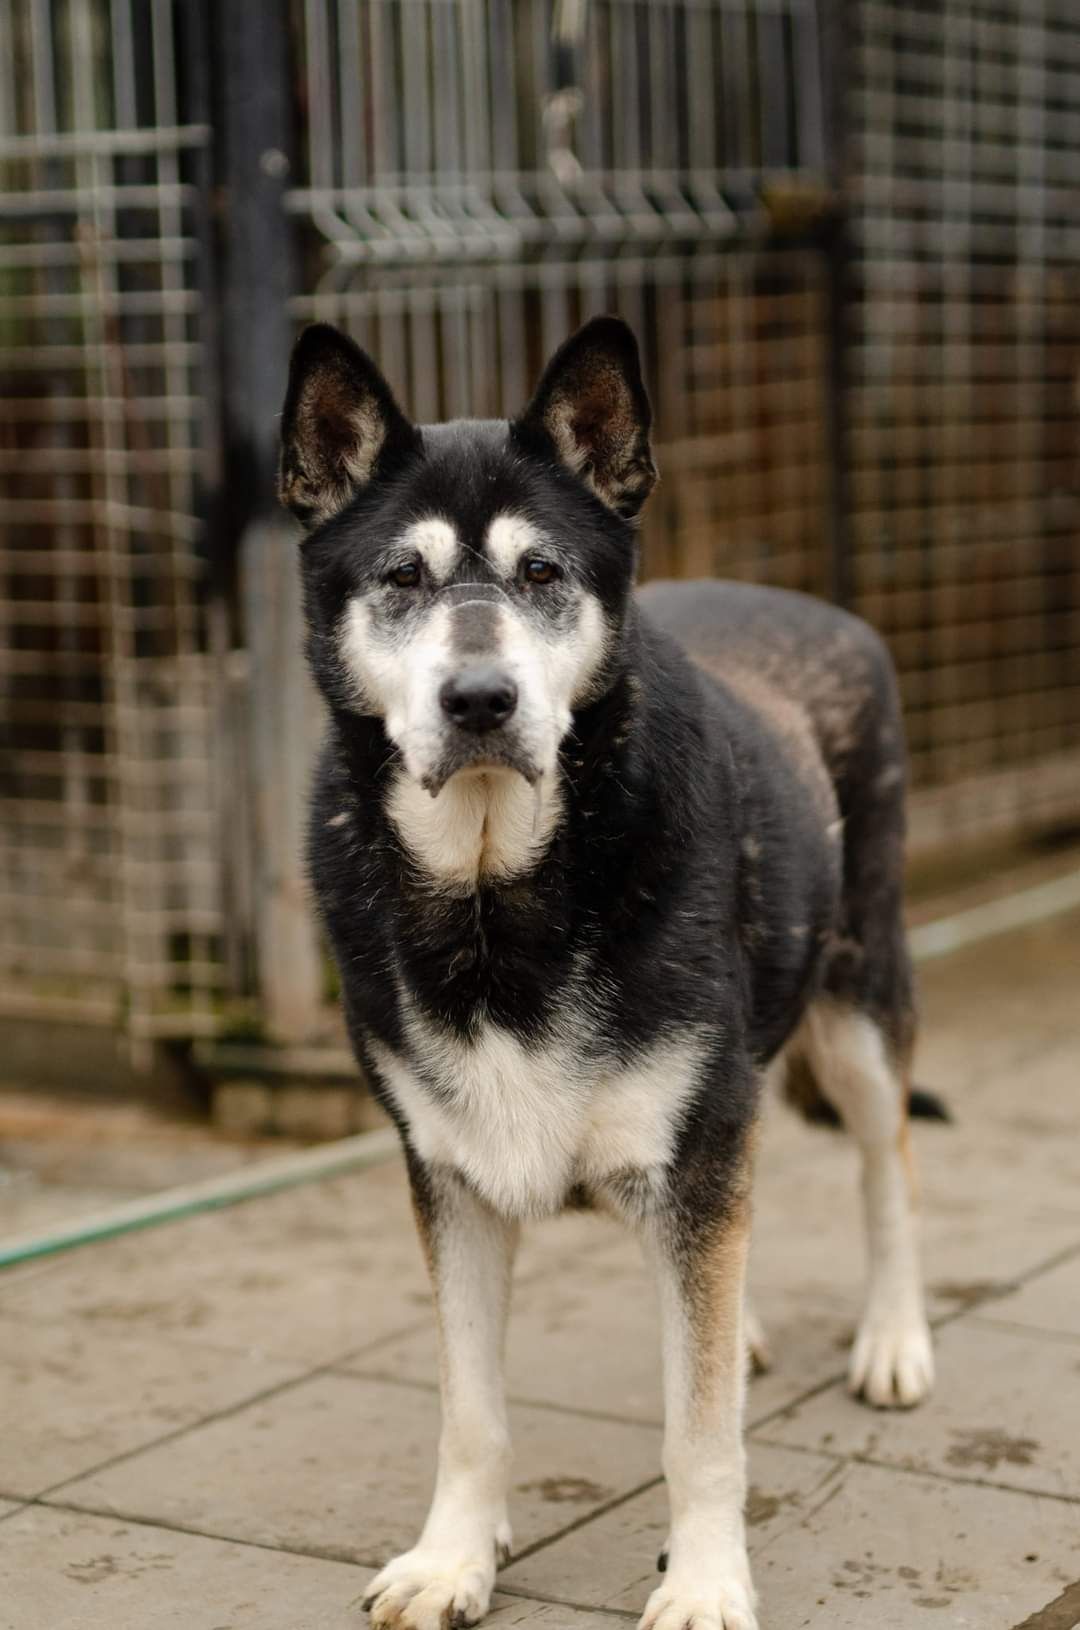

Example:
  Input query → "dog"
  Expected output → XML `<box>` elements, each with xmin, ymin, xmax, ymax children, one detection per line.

<box><xmin>278</xmin><ymin>317</ymin><xmax>935</xmax><ymax>1630</ymax></box>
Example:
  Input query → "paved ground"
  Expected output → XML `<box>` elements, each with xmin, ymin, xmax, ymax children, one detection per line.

<box><xmin>1</xmin><ymin>909</ymin><xmax>1079</xmax><ymax>1629</ymax></box>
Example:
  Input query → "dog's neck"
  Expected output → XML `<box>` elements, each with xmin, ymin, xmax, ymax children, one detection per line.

<box><xmin>386</xmin><ymin>766</ymin><xmax>564</xmax><ymax>889</ymax></box>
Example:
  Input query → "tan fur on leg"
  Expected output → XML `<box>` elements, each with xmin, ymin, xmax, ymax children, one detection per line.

<box><xmin>639</xmin><ymin>1160</ymin><xmax>759</xmax><ymax>1630</ymax></box>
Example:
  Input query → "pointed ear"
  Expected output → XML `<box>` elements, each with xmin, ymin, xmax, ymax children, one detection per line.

<box><xmin>278</xmin><ymin>324</ymin><xmax>419</xmax><ymax>527</ymax></box>
<box><xmin>514</xmin><ymin>317</ymin><xmax>657</xmax><ymax>519</ymax></box>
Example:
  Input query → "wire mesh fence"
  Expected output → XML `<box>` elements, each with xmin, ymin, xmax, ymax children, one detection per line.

<box><xmin>1</xmin><ymin>0</ymin><xmax>1078</xmax><ymax>1050</ymax></box>
<box><xmin>847</xmin><ymin>0</ymin><xmax>1080</xmax><ymax>847</ymax></box>
<box><xmin>0</xmin><ymin>0</ymin><xmax>224</xmax><ymax>1041</ymax></box>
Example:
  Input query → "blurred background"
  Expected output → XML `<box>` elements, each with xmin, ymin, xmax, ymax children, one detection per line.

<box><xmin>0</xmin><ymin>1</ymin><xmax>1078</xmax><ymax>1210</ymax></box>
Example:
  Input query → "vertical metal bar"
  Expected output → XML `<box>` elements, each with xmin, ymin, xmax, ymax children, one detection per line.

<box><xmin>337</xmin><ymin>0</ymin><xmax>364</xmax><ymax>191</ymax></box>
<box><xmin>819</xmin><ymin>0</ymin><xmax>854</xmax><ymax>609</ymax></box>
<box><xmin>110</xmin><ymin>0</ymin><xmax>137</xmax><ymax>129</ymax></box>
<box><xmin>29</xmin><ymin>0</ymin><xmax>57</xmax><ymax>132</ymax></box>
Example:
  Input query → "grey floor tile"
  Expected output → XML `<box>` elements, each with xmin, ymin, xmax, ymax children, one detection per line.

<box><xmin>0</xmin><ymin>1503</ymin><xmax>372</xmax><ymax>1630</ymax></box>
<box><xmin>489</xmin><ymin>1599</ymin><xmax>632</xmax><ymax>1628</ymax></box>
<box><xmin>344</xmin><ymin>1240</ymin><xmax>663</xmax><ymax>1423</ymax></box>
<box><xmin>500</xmin><ymin>1443</ymin><xmax>838</xmax><ymax>1614</ymax></box>
<box><xmin>0</xmin><ymin>1317</ymin><xmax>299</xmax><ymax>1500</ymax></box>
<box><xmin>0</xmin><ymin>1166</ymin><xmax>622</xmax><ymax>1370</ymax></box>
<box><xmin>752</xmin><ymin>1080</ymin><xmax>1080</xmax><ymax>1313</ymax></box>
<box><xmin>970</xmin><ymin>1249</ymin><xmax>1080</xmax><ymax>1343</ymax></box>
<box><xmin>752</xmin><ymin>1460</ymin><xmax>1080</xmax><ymax>1629</ymax></box>
<box><xmin>0</xmin><ymin>1168</ymin><xmax>434</xmax><ymax>1366</ymax></box>
<box><xmin>345</xmin><ymin>1246</ymin><xmax>855</xmax><ymax>1433</ymax></box>
<box><xmin>758</xmin><ymin>1317</ymin><xmax>1080</xmax><ymax>1500</ymax></box>
<box><xmin>56</xmin><ymin>1371</ymin><xmax>663</xmax><ymax>1567</ymax></box>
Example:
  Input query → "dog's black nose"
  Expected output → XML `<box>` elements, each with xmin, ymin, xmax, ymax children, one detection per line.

<box><xmin>439</xmin><ymin>666</ymin><xmax>518</xmax><ymax>734</ymax></box>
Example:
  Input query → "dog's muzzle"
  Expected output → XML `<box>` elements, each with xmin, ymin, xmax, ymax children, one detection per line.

<box><xmin>422</xmin><ymin>664</ymin><xmax>539</xmax><ymax>796</ymax></box>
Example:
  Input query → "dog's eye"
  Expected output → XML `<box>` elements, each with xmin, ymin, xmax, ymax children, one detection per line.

<box><xmin>524</xmin><ymin>558</ymin><xmax>560</xmax><ymax>586</ymax></box>
<box><xmin>388</xmin><ymin>561</ymin><xmax>421</xmax><ymax>588</ymax></box>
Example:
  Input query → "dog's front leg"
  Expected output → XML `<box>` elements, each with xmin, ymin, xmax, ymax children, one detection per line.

<box><xmin>364</xmin><ymin>1161</ymin><xmax>518</xmax><ymax>1630</ymax></box>
<box><xmin>641</xmin><ymin>1178</ymin><xmax>758</xmax><ymax>1630</ymax></box>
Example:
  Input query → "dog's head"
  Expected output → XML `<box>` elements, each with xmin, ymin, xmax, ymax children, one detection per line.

<box><xmin>279</xmin><ymin>317</ymin><xmax>656</xmax><ymax>795</ymax></box>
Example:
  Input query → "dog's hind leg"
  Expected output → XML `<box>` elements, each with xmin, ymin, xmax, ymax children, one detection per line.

<box><xmin>639</xmin><ymin>1141</ymin><xmax>759</xmax><ymax>1630</ymax></box>
<box><xmin>363</xmin><ymin>1161</ymin><xmax>518</xmax><ymax>1630</ymax></box>
<box><xmin>797</xmin><ymin>998</ymin><xmax>934</xmax><ymax>1408</ymax></box>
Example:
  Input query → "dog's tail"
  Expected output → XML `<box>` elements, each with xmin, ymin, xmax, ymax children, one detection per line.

<box><xmin>781</xmin><ymin>1052</ymin><xmax>952</xmax><ymax>1127</ymax></box>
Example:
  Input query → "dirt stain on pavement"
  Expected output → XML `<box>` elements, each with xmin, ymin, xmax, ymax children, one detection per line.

<box><xmin>930</xmin><ymin>1279</ymin><xmax>1017</xmax><ymax>1307</ymax></box>
<box><xmin>946</xmin><ymin>1428</ymin><xmax>1039</xmax><ymax>1471</ymax></box>
<box><xmin>746</xmin><ymin>1484</ymin><xmax>804</xmax><ymax>1527</ymax></box>
<box><xmin>517</xmin><ymin>1475</ymin><xmax>612</xmax><ymax>1503</ymax></box>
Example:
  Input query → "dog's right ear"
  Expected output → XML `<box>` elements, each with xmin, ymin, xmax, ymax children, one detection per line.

<box><xmin>278</xmin><ymin>324</ymin><xmax>419</xmax><ymax>528</ymax></box>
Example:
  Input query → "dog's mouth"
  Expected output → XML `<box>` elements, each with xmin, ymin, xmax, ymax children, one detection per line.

<box><xmin>419</xmin><ymin>742</ymin><xmax>541</xmax><ymax>799</ymax></box>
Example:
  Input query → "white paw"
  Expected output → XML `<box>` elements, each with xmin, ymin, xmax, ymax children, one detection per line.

<box><xmin>363</xmin><ymin>1528</ymin><xmax>510</xmax><ymax>1630</ymax></box>
<box><xmin>639</xmin><ymin>1576</ymin><xmax>758</xmax><ymax>1630</ymax></box>
<box><xmin>849</xmin><ymin>1306</ymin><xmax>934</xmax><ymax>1408</ymax></box>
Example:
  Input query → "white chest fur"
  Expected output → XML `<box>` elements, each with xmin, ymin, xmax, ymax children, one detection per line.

<box><xmin>369</xmin><ymin>1019</ymin><xmax>705</xmax><ymax>1218</ymax></box>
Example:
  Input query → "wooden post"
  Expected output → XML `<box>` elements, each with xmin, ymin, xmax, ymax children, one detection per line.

<box><xmin>219</xmin><ymin>0</ymin><xmax>325</xmax><ymax>1043</ymax></box>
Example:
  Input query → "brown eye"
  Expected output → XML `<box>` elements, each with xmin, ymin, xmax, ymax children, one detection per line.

<box><xmin>389</xmin><ymin>561</ymin><xmax>421</xmax><ymax>588</ymax></box>
<box><xmin>524</xmin><ymin>558</ymin><xmax>559</xmax><ymax>586</ymax></box>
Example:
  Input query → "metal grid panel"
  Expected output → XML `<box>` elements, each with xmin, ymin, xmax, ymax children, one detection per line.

<box><xmin>0</xmin><ymin>1</ymin><xmax>223</xmax><ymax>1038</ymax></box>
<box><xmin>289</xmin><ymin>0</ymin><xmax>832</xmax><ymax>593</ymax></box>
<box><xmin>848</xmin><ymin>0</ymin><xmax>1080</xmax><ymax>825</ymax></box>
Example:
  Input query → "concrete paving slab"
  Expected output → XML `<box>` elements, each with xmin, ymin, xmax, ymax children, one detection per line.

<box><xmin>57</xmin><ymin>1370</ymin><xmax>663</xmax><ymax>1567</ymax></box>
<box><xmin>345</xmin><ymin>1243</ymin><xmax>856</xmax><ymax>1431</ymax></box>
<box><xmin>759</xmin><ymin>1317</ymin><xmax>1080</xmax><ymax>1500</ymax></box>
<box><xmin>488</xmin><ymin>1600</ymin><xmax>631</xmax><ymax>1628</ymax></box>
<box><xmin>0</xmin><ymin>1317</ymin><xmax>299</xmax><ymax>1500</ymax></box>
<box><xmin>916</xmin><ymin>910</ymin><xmax>1080</xmax><ymax>1082</ymax></box>
<box><xmin>500</xmin><ymin>1443</ymin><xmax>838</xmax><ymax>1613</ymax></box>
<box><xmin>975</xmin><ymin>1249</ymin><xmax>1080</xmax><ymax>1342</ymax></box>
<box><xmin>0</xmin><ymin>1168</ymin><xmax>432</xmax><ymax>1366</ymax></box>
<box><xmin>0</xmin><ymin>1163</ymin><xmax>619</xmax><ymax>1371</ymax></box>
<box><xmin>751</xmin><ymin>1460</ymin><xmax>1080</xmax><ymax>1630</ymax></box>
<box><xmin>0</xmin><ymin>1502</ymin><xmax>373</xmax><ymax>1630</ymax></box>
<box><xmin>751</xmin><ymin>1090</ymin><xmax>1080</xmax><ymax>1315</ymax></box>
<box><xmin>506</xmin><ymin>1447</ymin><xmax>1080</xmax><ymax>1628</ymax></box>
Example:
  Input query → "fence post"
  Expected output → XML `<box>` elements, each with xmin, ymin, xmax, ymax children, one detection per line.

<box><xmin>820</xmin><ymin>0</ymin><xmax>855</xmax><ymax>610</ymax></box>
<box><xmin>219</xmin><ymin>0</ymin><xmax>325</xmax><ymax>1044</ymax></box>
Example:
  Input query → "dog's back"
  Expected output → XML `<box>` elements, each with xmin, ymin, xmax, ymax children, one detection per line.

<box><xmin>640</xmin><ymin>578</ymin><xmax>915</xmax><ymax>1077</ymax></box>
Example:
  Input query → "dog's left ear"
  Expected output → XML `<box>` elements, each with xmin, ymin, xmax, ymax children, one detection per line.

<box><xmin>514</xmin><ymin>317</ymin><xmax>657</xmax><ymax>519</ymax></box>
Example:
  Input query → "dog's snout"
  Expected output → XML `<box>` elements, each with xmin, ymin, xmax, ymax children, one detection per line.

<box><xmin>439</xmin><ymin>666</ymin><xmax>518</xmax><ymax>734</ymax></box>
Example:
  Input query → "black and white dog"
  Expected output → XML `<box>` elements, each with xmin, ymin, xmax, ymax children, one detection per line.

<box><xmin>279</xmin><ymin>318</ymin><xmax>934</xmax><ymax>1630</ymax></box>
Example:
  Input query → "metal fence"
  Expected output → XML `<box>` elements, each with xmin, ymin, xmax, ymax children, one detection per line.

<box><xmin>288</xmin><ymin>0</ymin><xmax>836</xmax><ymax>597</ymax></box>
<box><xmin>847</xmin><ymin>0</ymin><xmax>1080</xmax><ymax>848</ymax></box>
<box><xmin>1</xmin><ymin>0</ymin><xmax>1078</xmax><ymax>1053</ymax></box>
<box><xmin>0</xmin><ymin>0</ymin><xmax>225</xmax><ymax>1045</ymax></box>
